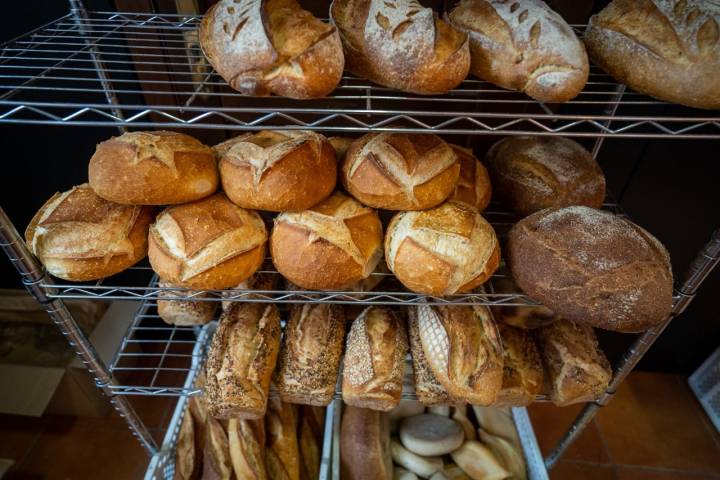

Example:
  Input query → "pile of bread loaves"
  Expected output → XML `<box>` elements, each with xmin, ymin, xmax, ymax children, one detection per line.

<box><xmin>199</xmin><ymin>0</ymin><xmax>720</xmax><ymax>109</ymax></box>
<box><xmin>172</xmin><ymin>374</ymin><xmax>325</xmax><ymax>480</ymax></box>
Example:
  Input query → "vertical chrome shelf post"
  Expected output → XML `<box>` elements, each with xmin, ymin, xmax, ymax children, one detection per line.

<box><xmin>545</xmin><ymin>228</ymin><xmax>720</xmax><ymax>468</ymax></box>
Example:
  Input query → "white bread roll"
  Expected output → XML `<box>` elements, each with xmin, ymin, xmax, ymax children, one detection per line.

<box><xmin>271</xmin><ymin>192</ymin><xmax>383</xmax><ymax>290</ymax></box>
<box><xmin>199</xmin><ymin>0</ymin><xmax>344</xmax><ymax>99</ymax></box>
<box><xmin>148</xmin><ymin>193</ymin><xmax>267</xmax><ymax>290</ymax></box>
<box><xmin>25</xmin><ymin>184</ymin><xmax>154</xmax><ymax>281</ymax></box>
<box><xmin>385</xmin><ymin>201</ymin><xmax>500</xmax><ymax>296</ymax></box>
<box><xmin>342</xmin><ymin>133</ymin><xmax>460</xmax><ymax>211</ymax></box>
<box><xmin>215</xmin><ymin>131</ymin><xmax>337</xmax><ymax>212</ymax></box>
<box><xmin>88</xmin><ymin>131</ymin><xmax>217</xmax><ymax>205</ymax></box>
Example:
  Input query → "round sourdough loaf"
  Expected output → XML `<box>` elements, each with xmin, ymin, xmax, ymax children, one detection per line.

<box><xmin>148</xmin><ymin>193</ymin><xmax>267</xmax><ymax>290</ymax></box>
<box><xmin>507</xmin><ymin>206</ymin><xmax>673</xmax><ymax>332</ymax></box>
<box><xmin>270</xmin><ymin>192</ymin><xmax>383</xmax><ymax>290</ymax></box>
<box><xmin>215</xmin><ymin>130</ymin><xmax>336</xmax><ymax>212</ymax></box>
<box><xmin>200</xmin><ymin>0</ymin><xmax>344</xmax><ymax>99</ymax></box>
<box><xmin>342</xmin><ymin>133</ymin><xmax>460</xmax><ymax>211</ymax></box>
<box><xmin>89</xmin><ymin>131</ymin><xmax>217</xmax><ymax>205</ymax></box>
<box><xmin>448</xmin><ymin>144</ymin><xmax>492</xmax><ymax>212</ymax></box>
<box><xmin>385</xmin><ymin>201</ymin><xmax>500</xmax><ymax>295</ymax></box>
<box><xmin>486</xmin><ymin>136</ymin><xmax>605</xmax><ymax>216</ymax></box>
<box><xmin>25</xmin><ymin>184</ymin><xmax>154</xmax><ymax>281</ymax></box>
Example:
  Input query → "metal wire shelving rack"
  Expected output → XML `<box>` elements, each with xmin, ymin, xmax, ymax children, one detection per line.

<box><xmin>1</xmin><ymin>2</ymin><xmax>719</xmax><ymax>480</ymax></box>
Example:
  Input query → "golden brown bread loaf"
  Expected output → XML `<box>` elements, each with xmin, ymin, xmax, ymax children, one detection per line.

<box><xmin>298</xmin><ymin>406</ymin><xmax>324</xmax><ymax>480</ymax></box>
<box><xmin>273</xmin><ymin>304</ymin><xmax>345</xmax><ymax>406</ymax></box>
<box><xmin>341</xmin><ymin>406</ymin><xmax>393</xmax><ymax>480</ymax></box>
<box><xmin>88</xmin><ymin>131</ymin><xmax>217</xmax><ymax>205</ymax></box>
<box><xmin>485</xmin><ymin>136</ymin><xmax>606</xmax><ymax>217</ymax></box>
<box><xmin>25</xmin><ymin>184</ymin><xmax>154</xmax><ymax>281</ymax></box>
<box><xmin>447</xmin><ymin>0</ymin><xmax>589</xmax><ymax>102</ymax></box>
<box><xmin>215</xmin><ymin>131</ymin><xmax>337</xmax><ymax>212</ymax></box>
<box><xmin>535</xmin><ymin>320</ymin><xmax>612</xmax><ymax>406</ymax></box>
<box><xmin>204</xmin><ymin>416</ymin><xmax>234</xmax><ymax>480</ymax></box>
<box><xmin>448</xmin><ymin>145</ymin><xmax>492</xmax><ymax>212</ymax></box>
<box><xmin>385</xmin><ymin>201</ymin><xmax>500</xmax><ymax>295</ymax></box>
<box><xmin>507</xmin><ymin>206</ymin><xmax>673</xmax><ymax>332</ymax></box>
<box><xmin>415</xmin><ymin>305</ymin><xmax>503</xmax><ymax>405</ymax></box>
<box><xmin>494</xmin><ymin>324</ymin><xmax>544</xmax><ymax>407</ymax></box>
<box><xmin>157</xmin><ymin>281</ymin><xmax>217</xmax><ymax>326</ymax></box>
<box><xmin>490</xmin><ymin>274</ymin><xmax>556</xmax><ymax>330</ymax></box>
<box><xmin>328</xmin><ymin>136</ymin><xmax>355</xmax><ymax>161</ymax></box>
<box><xmin>205</xmin><ymin>302</ymin><xmax>281</xmax><ymax>419</ymax></box>
<box><xmin>148</xmin><ymin>193</ymin><xmax>267</xmax><ymax>290</ymax></box>
<box><xmin>330</xmin><ymin>0</ymin><xmax>470</xmax><ymax>94</ymax></box>
<box><xmin>199</xmin><ymin>0</ymin><xmax>344</xmax><ymax>99</ymax></box>
<box><xmin>173</xmin><ymin>405</ymin><xmax>199</xmax><ymax>480</ymax></box>
<box><xmin>265</xmin><ymin>399</ymin><xmax>300</xmax><ymax>480</ymax></box>
<box><xmin>585</xmin><ymin>0</ymin><xmax>720</xmax><ymax>110</ymax></box>
<box><xmin>343</xmin><ymin>307</ymin><xmax>408</xmax><ymax>411</ymax></box>
<box><xmin>227</xmin><ymin>417</ymin><xmax>266</xmax><ymax>480</ymax></box>
<box><xmin>342</xmin><ymin>133</ymin><xmax>460</xmax><ymax>211</ymax></box>
<box><xmin>407</xmin><ymin>307</ymin><xmax>455</xmax><ymax>406</ymax></box>
<box><xmin>221</xmin><ymin>268</ymin><xmax>277</xmax><ymax>312</ymax></box>
<box><xmin>270</xmin><ymin>192</ymin><xmax>383</xmax><ymax>290</ymax></box>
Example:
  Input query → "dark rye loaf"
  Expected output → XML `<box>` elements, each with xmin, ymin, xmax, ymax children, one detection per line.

<box><xmin>507</xmin><ymin>206</ymin><xmax>673</xmax><ymax>333</ymax></box>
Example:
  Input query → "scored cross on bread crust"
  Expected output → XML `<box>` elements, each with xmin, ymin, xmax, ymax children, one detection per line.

<box><xmin>148</xmin><ymin>193</ymin><xmax>267</xmax><ymax>289</ymax></box>
<box><xmin>385</xmin><ymin>201</ymin><xmax>500</xmax><ymax>295</ymax></box>
<box><xmin>271</xmin><ymin>192</ymin><xmax>383</xmax><ymax>290</ymax></box>
<box><xmin>343</xmin><ymin>133</ymin><xmax>460</xmax><ymax>210</ymax></box>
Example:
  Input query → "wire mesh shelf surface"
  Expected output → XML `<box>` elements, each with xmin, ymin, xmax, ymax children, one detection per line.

<box><xmin>1</xmin><ymin>11</ymin><xmax>719</xmax><ymax>137</ymax></box>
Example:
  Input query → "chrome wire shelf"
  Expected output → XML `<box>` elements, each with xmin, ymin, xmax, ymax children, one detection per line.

<box><xmin>108</xmin><ymin>295</ymin><xmax>215</xmax><ymax>396</ymax></box>
<box><xmin>2</xmin><ymin>11</ymin><xmax>719</xmax><ymax>137</ymax></box>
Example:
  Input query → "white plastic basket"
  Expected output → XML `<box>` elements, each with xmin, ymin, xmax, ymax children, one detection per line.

<box><xmin>688</xmin><ymin>346</ymin><xmax>720</xmax><ymax>434</ymax></box>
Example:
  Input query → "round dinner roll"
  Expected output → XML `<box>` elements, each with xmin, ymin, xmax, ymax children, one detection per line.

<box><xmin>342</xmin><ymin>133</ymin><xmax>460</xmax><ymax>210</ymax></box>
<box><xmin>385</xmin><ymin>201</ymin><xmax>500</xmax><ymax>296</ymax></box>
<box><xmin>399</xmin><ymin>414</ymin><xmax>465</xmax><ymax>456</ymax></box>
<box><xmin>89</xmin><ymin>130</ymin><xmax>218</xmax><ymax>205</ymax></box>
<box><xmin>215</xmin><ymin>130</ymin><xmax>337</xmax><ymax>212</ymax></box>
<box><xmin>486</xmin><ymin>136</ymin><xmax>605</xmax><ymax>216</ymax></box>
<box><xmin>448</xmin><ymin>145</ymin><xmax>492</xmax><ymax>212</ymax></box>
<box><xmin>148</xmin><ymin>193</ymin><xmax>267</xmax><ymax>290</ymax></box>
<box><xmin>25</xmin><ymin>184</ymin><xmax>154</xmax><ymax>281</ymax></box>
<box><xmin>507</xmin><ymin>206</ymin><xmax>673</xmax><ymax>332</ymax></box>
<box><xmin>271</xmin><ymin>192</ymin><xmax>383</xmax><ymax>290</ymax></box>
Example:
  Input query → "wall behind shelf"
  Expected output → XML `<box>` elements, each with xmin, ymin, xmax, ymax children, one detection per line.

<box><xmin>1</xmin><ymin>0</ymin><xmax>718</xmax><ymax>375</ymax></box>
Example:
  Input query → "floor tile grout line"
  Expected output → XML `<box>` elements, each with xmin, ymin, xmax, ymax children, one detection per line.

<box><xmin>593</xmin><ymin>418</ymin><xmax>617</xmax><ymax>466</ymax></box>
<box><xmin>560</xmin><ymin>458</ymin><xmax>720</xmax><ymax>478</ymax></box>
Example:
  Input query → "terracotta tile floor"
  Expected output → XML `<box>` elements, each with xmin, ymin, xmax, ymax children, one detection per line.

<box><xmin>0</xmin><ymin>372</ymin><xmax>718</xmax><ymax>479</ymax></box>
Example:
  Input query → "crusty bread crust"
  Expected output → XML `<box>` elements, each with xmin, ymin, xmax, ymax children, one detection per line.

<box><xmin>585</xmin><ymin>0</ymin><xmax>720</xmax><ymax>109</ymax></box>
<box><xmin>448</xmin><ymin>145</ymin><xmax>492</xmax><ymax>212</ymax></box>
<box><xmin>341</xmin><ymin>406</ymin><xmax>393</xmax><ymax>480</ymax></box>
<box><xmin>494</xmin><ymin>323</ymin><xmax>544</xmax><ymax>407</ymax></box>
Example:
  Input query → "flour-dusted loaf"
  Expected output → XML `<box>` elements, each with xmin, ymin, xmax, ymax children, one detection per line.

<box><xmin>415</xmin><ymin>305</ymin><xmax>503</xmax><ymax>405</ymax></box>
<box><xmin>273</xmin><ymin>303</ymin><xmax>345</xmax><ymax>406</ymax></box>
<box><xmin>385</xmin><ymin>201</ymin><xmax>500</xmax><ymax>295</ymax></box>
<box><xmin>535</xmin><ymin>320</ymin><xmax>612</xmax><ymax>406</ymax></box>
<box><xmin>494</xmin><ymin>324</ymin><xmax>544</xmax><ymax>407</ymax></box>
<box><xmin>486</xmin><ymin>136</ymin><xmax>605</xmax><ymax>216</ymax></box>
<box><xmin>507</xmin><ymin>206</ymin><xmax>673</xmax><ymax>332</ymax></box>
<box><xmin>331</xmin><ymin>0</ymin><xmax>470</xmax><ymax>94</ymax></box>
<box><xmin>490</xmin><ymin>274</ymin><xmax>556</xmax><ymax>330</ymax></box>
<box><xmin>271</xmin><ymin>192</ymin><xmax>383</xmax><ymax>290</ymax></box>
<box><xmin>342</xmin><ymin>133</ymin><xmax>460</xmax><ymax>211</ymax></box>
<box><xmin>156</xmin><ymin>281</ymin><xmax>217</xmax><ymax>326</ymax></box>
<box><xmin>88</xmin><ymin>131</ymin><xmax>217</xmax><ymax>205</ymax></box>
<box><xmin>408</xmin><ymin>307</ymin><xmax>455</xmax><ymax>406</ymax></box>
<box><xmin>148</xmin><ymin>193</ymin><xmax>267</xmax><ymax>290</ymax></box>
<box><xmin>215</xmin><ymin>131</ymin><xmax>337</xmax><ymax>212</ymax></box>
<box><xmin>447</xmin><ymin>0</ymin><xmax>589</xmax><ymax>102</ymax></box>
<box><xmin>25</xmin><ymin>184</ymin><xmax>154</xmax><ymax>281</ymax></box>
<box><xmin>205</xmin><ymin>302</ymin><xmax>281</xmax><ymax>419</ymax></box>
<box><xmin>200</xmin><ymin>0</ymin><xmax>344</xmax><ymax>99</ymax></box>
<box><xmin>448</xmin><ymin>145</ymin><xmax>492</xmax><ymax>212</ymax></box>
<box><xmin>341</xmin><ymin>406</ymin><xmax>393</xmax><ymax>480</ymax></box>
<box><xmin>343</xmin><ymin>307</ymin><xmax>408</xmax><ymax>411</ymax></box>
<box><xmin>585</xmin><ymin>0</ymin><xmax>720</xmax><ymax>109</ymax></box>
